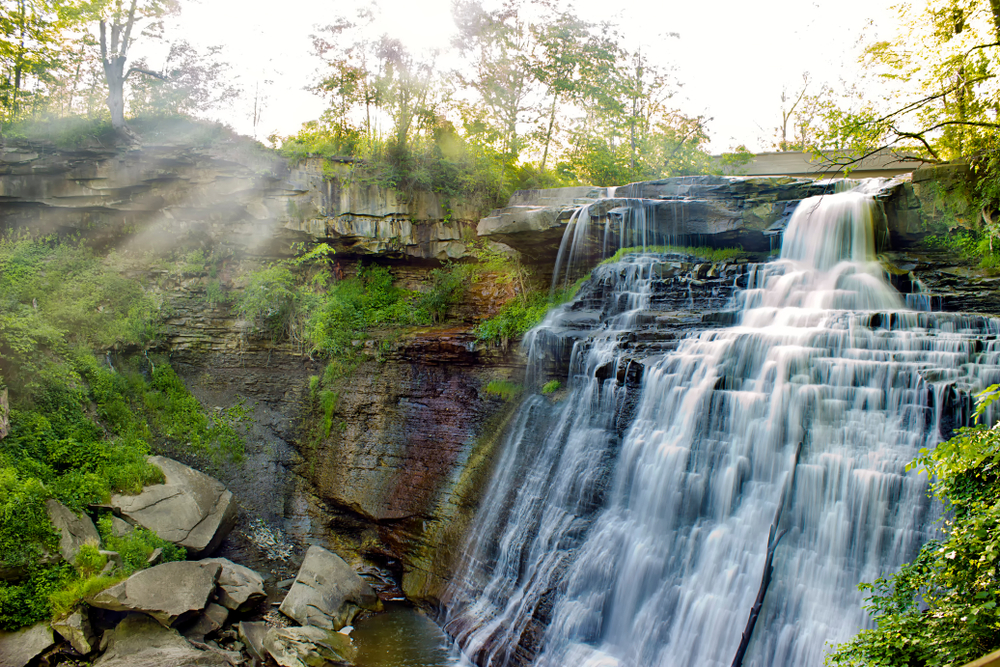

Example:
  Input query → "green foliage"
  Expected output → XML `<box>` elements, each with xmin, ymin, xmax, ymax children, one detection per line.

<box><xmin>72</xmin><ymin>544</ymin><xmax>107</xmax><ymax>579</ymax></box>
<box><xmin>142</xmin><ymin>364</ymin><xmax>248</xmax><ymax>463</ymax></box>
<box><xmin>0</xmin><ymin>466</ymin><xmax>58</xmax><ymax>572</ymax></box>
<box><xmin>922</xmin><ymin>230</ymin><xmax>1000</xmax><ymax>270</ymax></box>
<box><xmin>0</xmin><ymin>564</ymin><xmax>74</xmax><ymax>631</ymax></box>
<box><xmin>96</xmin><ymin>514</ymin><xmax>185</xmax><ymax>574</ymax></box>
<box><xmin>483</xmin><ymin>380</ymin><xmax>522</xmax><ymax>401</ymax></box>
<box><xmin>416</xmin><ymin>263</ymin><xmax>468</xmax><ymax>324</ymax></box>
<box><xmin>541</xmin><ymin>380</ymin><xmax>561</xmax><ymax>395</ymax></box>
<box><xmin>49</xmin><ymin>572</ymin><xmax>123</xmax><ymax>619</ymax></box>
<box><xmin>0</xmin><ymin>237</ymin><xmax>160</xmax><ymax>399</ymax></box>
<box><xmin>475</xmin><ymin>278</ymin><xmax>585</xmax><ymax>347</ymax></box>
<box><xmin>827</xmin><ymin>386</ymin><xmax>1000</xmax><ymax>666</ymax></box>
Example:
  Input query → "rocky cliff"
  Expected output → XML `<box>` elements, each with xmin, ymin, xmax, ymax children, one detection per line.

<box><xmin>1</xmin><ymin>128</ymin><xmax>991</xmax><ymax>614</ymax></box>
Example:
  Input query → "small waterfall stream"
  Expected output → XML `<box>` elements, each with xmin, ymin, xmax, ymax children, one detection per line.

<box><xmin>442</xmin><ymin>182</ymin><xmax>1000</xmax><ymax>666</ymax></box>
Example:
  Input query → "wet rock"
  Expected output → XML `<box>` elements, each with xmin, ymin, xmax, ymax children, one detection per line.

<box><xmin>201</xmin><ymin>557</ymin><xmax>265</xmax><ymax>612</ymax></box>
<box><xmin>262</xmin><ymin>625</ymin><xmax>356</xmax><ymax>667</ymax></box>
<box><xmin>52</xmin><ymin>608</ymin><xmax>97</xmax><ymax>655</ymax></box>
<box><xmin>93</xmin><ymin>614</ymin><xmax>227</xmax><ymax>667</ymax></box>
<box><xmin>110</xmin><ymin>456</ymin><xmax>237</xmax><ymax>557</ymax></box>
<box><xmin>88</xmin><ymin>560</ymin><xmax>221</xmax><ymax>627</ymax></box>
<box><xmin>0</xmin><ymin>622</ymin><xmax>54</xmax><ymax>667</ymax></box>
<box><xmin>45</xmin><ymin>500</ymin><xmax>100</xmax><ymax>564</ymax></box>
<box><xmin>279</xmin><ymin>546</ymin><xmax>381</xmax><ymax>630</ymax></box>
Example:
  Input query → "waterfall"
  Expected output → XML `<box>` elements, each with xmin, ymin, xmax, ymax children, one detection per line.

<box><xmin>442</xmin><ymin>184</ymin><xmax>1000</xmax><ymax>667</ymax></box>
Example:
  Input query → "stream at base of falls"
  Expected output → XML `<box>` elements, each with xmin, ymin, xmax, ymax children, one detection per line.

<box><xmin>432</xmin><ymin>182</ymin><xmax>1000</xmax><ymax>667</ymax></box>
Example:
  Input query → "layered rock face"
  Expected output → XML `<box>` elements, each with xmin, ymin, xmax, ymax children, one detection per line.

<box><xmin>478</xmin><ymin>176</ymin><xmax>831</xmax><ymax>272</ymax></box>
<box><xmin>3</xmin><ymin>132</ymin><xmax>990</xmax><ymax>620</ymax></box>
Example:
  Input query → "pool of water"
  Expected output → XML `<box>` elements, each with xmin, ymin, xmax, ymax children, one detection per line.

<box><xmin>352</xmin><ymin>602</ymin><xmax>472</xmax><ymax>667</ymax></box>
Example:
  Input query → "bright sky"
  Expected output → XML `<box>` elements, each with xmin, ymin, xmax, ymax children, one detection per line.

<box><xmin>163</xmin><ymin>0</ymin><xmax>899</xmax><ymax>153</ymax></box>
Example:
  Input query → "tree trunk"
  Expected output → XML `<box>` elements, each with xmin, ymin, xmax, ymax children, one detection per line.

<box><xmin>990</xmin><ymin>0</ymin><xmax>1000</xmax><ymax>42</ymax></box>
<box><xmin>99</xmin><ymin>0</ymin><xmax>139</xmax><ymax>136</ymax></box>
<box><xmin>103</xmin><ymin>53</ymin><xmax>128</xmax><ymax>131</ymax></box>
<box><xmin>540</xmin><ymin>93</ymin><xmax>558</xmax><ymax>172</ymax></box>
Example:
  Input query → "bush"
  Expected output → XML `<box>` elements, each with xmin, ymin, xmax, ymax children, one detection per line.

<box><xmin>541</xmin><ymin>380</ymin><xmax>561</xmax><ymax>395</ymax></box>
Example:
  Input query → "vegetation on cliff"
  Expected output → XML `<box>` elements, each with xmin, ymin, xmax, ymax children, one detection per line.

<box><xmin>0</xmin><ymin>236</ymin><xmax>242</xmax><ymax>630</ymax></box>
<box><xmin>276</xmin><ymin>1</ymin><xmax>713</xmax><ymax>211</ymax></box>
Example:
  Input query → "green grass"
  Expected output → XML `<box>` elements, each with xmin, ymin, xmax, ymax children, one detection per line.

<box><xmin>483</xmin><ymin>380</ymin><xmax>522</xmax><ymax>401</ymax></box>
<box><xmin>601</xmin><ymin>245</ymin><xmax>747</xmax><ymax>265</ymax></box>
<box><xmin>541</xmin><ymin>380</ymin><xmax>562</xmax><ymax>395</ymax></box>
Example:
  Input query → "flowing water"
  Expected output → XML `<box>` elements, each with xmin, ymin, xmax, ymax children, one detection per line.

<box><xmin>441</xmin><ymin>182</ymin><xmax>1000</xmax><ymax>666</ymax></box>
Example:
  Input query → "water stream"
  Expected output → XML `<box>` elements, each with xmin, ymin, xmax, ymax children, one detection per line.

<box><xmin>440</xmin><ymin>182</ymin><xmax>1000</xmax><ymax>666</ymax></box>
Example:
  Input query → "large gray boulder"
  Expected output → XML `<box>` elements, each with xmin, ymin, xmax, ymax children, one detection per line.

<box><xmin>200</xmin><ymin>557</ymin><xmax>265</xmax><ymax>611</ymax></box>
<box><xmin>110</xmin><ymin>456</ymin><xmax>237</xmax><ymax>557</ymax></box>
<box><xmin>93</xmin><ymin>614</ymin><xmax>228</xmax><ymax>667</ymax></box>
<box><xmin>0</xmin><ymin>623</ymin><xmax>53</xmax><ymax>667</ymax></box>
<box><xmin>262</xmin><ymin>626</ymin><xmax>356</xmax><ymax>667</ymax></box>
<box><xmin>45</xmin><ymin>499</ymin><xmax>100</xmax><ymax>564</ymax></box>
<box><xmin>88</xmin><ymin>560</ymin><xmax>221</xmax><ymax>628</ymax></box>
<box><xmin>279</xmin><ymin>545</ymin><xmax>381</xmax><ymax>630</ymax></box>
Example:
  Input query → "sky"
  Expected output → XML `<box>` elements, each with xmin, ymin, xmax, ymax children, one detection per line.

<box><xmin>164</xmin><ymin>0</ymin><xmax>900</xmax><ymax>154</ymax></box>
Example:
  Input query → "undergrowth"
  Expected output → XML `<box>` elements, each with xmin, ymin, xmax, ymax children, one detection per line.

<box><xmin>0</xmin><ymin>235</ymin><xmax>242</xmax><ymax>631</ymax></box>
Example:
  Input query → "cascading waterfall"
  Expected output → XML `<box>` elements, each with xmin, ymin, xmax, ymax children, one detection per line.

<box><xmin>442</xmin><ymin>182</ymin><xmax>1000</xmax><ymax>667</ymax></box>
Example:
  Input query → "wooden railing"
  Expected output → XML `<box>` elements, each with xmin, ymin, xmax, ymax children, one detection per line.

<box><xmin>965</xmin><ymin>648</ymin><xmax>1000</xmax><ymax>667</ymax></box>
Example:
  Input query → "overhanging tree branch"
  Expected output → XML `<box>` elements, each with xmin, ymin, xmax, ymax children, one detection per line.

<box><xmin>126</xmin><ymin>66</ymin><xmax>165</xmax><ymax>80</ymax></box>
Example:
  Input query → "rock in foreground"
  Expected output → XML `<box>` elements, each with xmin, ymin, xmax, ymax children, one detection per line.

<box><xmin>279</xmin><ymin>545</ymin><xmax>381</xmax><ymax>630</ymax></box>
<box><xmin>0</xmin><ymin>623</ymin><xmax>54</xmax><ymax>667</ymax></box>
<box><xmin>263</xmin><ymin>625</ymin><xmax>356</xmax><ymax>667</ymax></box>
<box><xmin>88</xmin><ymin>560</ymin><xmax>221</xmax><ymax>627</ymax></box>
<box><xmin>93</xmin><ymin>614</ymin><xmax>228</xmax><ymax>667</ymax></box>
<box><xmin>110</xmin><ymin>456</ymin><xmax>237</xmax><ymax>557</ymax></box>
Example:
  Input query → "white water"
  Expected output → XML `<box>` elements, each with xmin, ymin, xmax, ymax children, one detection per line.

<box><xmin>443</xmin><ymin>185</ymin><xmax>1000</xmax><ymax>666</ymax></box>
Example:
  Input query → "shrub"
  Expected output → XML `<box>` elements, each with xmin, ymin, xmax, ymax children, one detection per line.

<box><xmin>541</xmin><ymin>380</ymin><xmax>562</xmax><ymax>395</ymax></box>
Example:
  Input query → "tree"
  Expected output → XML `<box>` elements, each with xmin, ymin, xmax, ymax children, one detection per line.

<box><xmin>90</xmin><ymin>0</ymin><xmax>179</xmax><ymax>133</ymax></box>
<box><xmin>0</xmin><ymin>0</ymin><xmax>80</xmax><ymax>125</ymax></box>
<box><xmin>529</xmin><ymin>7</ymin><xmax>618</xmax><ymax>172</ymax></box>
<box><xmin>814</xmin><ymin>1</ymin><xmax>1000</xmax><ymax>168</ymax></box>
<box><xmin>452</xmin><ymin>0</ymin><xmax>537</xmax><ymax>161</ymax></box>
<box><xmin>127</xmin><ymin>41</ymin><xmax>240</xmax><ymax>118</ymax></box>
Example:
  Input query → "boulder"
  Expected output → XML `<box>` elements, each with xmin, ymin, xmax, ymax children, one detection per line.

<box><xmin>45</xmin><ymin>500</ymin><xmax>100</xmax><ymax>563</ymax></box>
<box><xmin>237</xmin><ymin>621</ymin><xmax>269</xmax><ymax>663</ymax></box>
<box><xmin>262</xmin><ymin>626</ymin><xmax>356</xmax><ymax>667</ymax></box>
<box><xmin>110</xmin><ymin>456</ymin><xmax>237</xmax><ymax>557</ymax></box>
<box><xmin>88</xmin><ymin>560</ymin><xmax>221</xmax><ymax>628</ymax></box>
<box><xmin>201</xmin><ymin>557</ymin><xmax>265</xmax><ymax>612</ymax></box>
<box><xmin>0</xmin><ymin>622</ymin><xmax>54</xmax><ymax>667</ymax></box>
<box><xmin>279</xmin><ymin>545</ymin><xmax>381</xmax><ymax>630</ymax></box>
<box><xmin>181</xmin><ymin>602</ymin><xmax>228</xmax><ymax>642</ymax></box>
<box><xmin>93</xmin><ymin>614</ymin><xmax>228</xmax><ymax>667</ymax></box>
<box><xmin>109</xmin><ymin>516</ymin><xmax>133</xmax><ymax>537</ymax></box>
<box><xmin>52</xmin><ymin>608</ymin><xmax>97</xmax><ymax>655</ymax></box>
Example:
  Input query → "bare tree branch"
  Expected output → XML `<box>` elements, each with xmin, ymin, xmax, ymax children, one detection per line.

<box><xmin>126</xmin><ymin>67</ymin><xmax>166</xmax><ymax>80</ymax></box>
